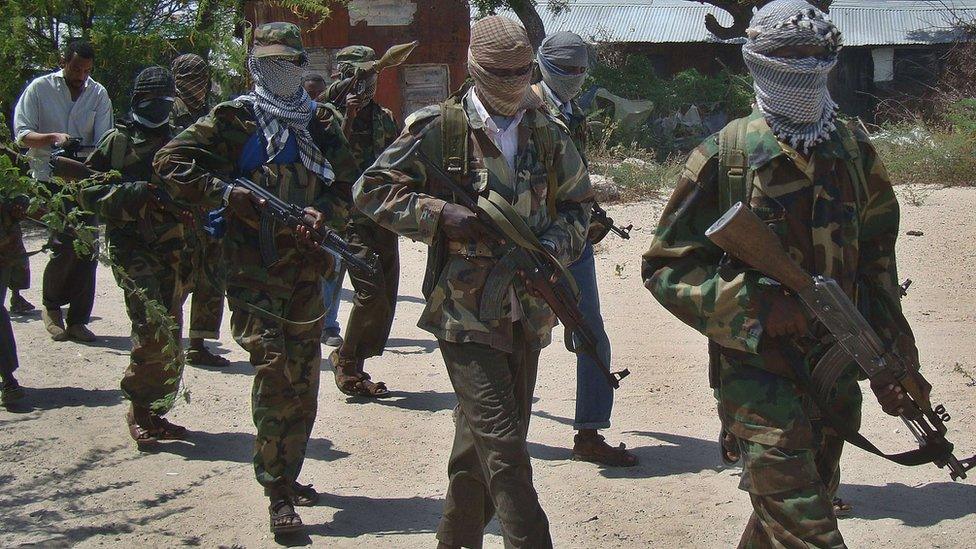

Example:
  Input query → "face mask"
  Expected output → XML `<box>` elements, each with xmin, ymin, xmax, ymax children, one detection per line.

<box><xmin>132</xmin><ymin>97</ymin><xmax>175</xmax><ymax>128</ymax></box>
<box><xmin>538</xmin><ymin>58</ymin><xmax>586</xmax><ymax>103</ymax></box>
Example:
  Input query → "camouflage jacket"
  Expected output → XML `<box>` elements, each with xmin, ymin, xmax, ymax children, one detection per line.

<box><xmin>533</xmin><ymin>82</ymin><xmax>589</xmax><ymax>165</ymax></box>
<box><xmin>170</xmin><ymin>96</ymin><xmax>209</xmax><ymax>133</ymax></box>
<box><xmin>0</xmin><ymin>199</ymin><xmax>21</xmax><ymax>269</ymax></box>
<box><xmin>354</xmin><ymin>94</ymin><xmax>593</xmax><ymax>352</ymax></box>
<box><xmin>642</xmin><ymin>109</ymin><xmax>918</xmax><ymax>378</ymax></box>
<box><xmin>82</xmin><ymin>122</ymin><xmax>185</xmax><ymax>257</ymax></box>
<box><xmin>329</xmin><ymin>91</ymin><xmax>400</xmax><ymax>174</ymax></box>
<box><xmin>153</xmin><ymin>98</ymin><xmax>358</xmax><ymax>321</ymax></box>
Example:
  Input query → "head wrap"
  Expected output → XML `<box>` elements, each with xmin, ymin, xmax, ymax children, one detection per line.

<box><xmin>743</xmin><ymin>0</ymin><xmax>844</xmax><ymax>152</ymax></box>
<box><xmin>468</xmin><ymin>16</ymin><xmax>541</xmax><ymax>117</ymax></box>
<box><xmin>245</xmin><ymin>55</ymin><xmax>335</xmax><ymax>183</ymax></box>
<box><xmin>538</xmin><ymin>31</ymin><xmax>590</xmax><ymax>103</ymax></box>
<box><xmin>336</xmin><ymin>46</ymin><xmax>378</xmax><ymax>104</ymax></box>
<box><xmin>172</xmin><ymin>53</ymin><xmax>210</xmax><ymax>114</ymax></box>
<box><xmin>131</xmin><ymin>66</ymin><xmax>176</xmax><ymax>129</ymax></box>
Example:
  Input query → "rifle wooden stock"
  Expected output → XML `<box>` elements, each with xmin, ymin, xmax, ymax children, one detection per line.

<box><xmin>51</xmin><ymin>156</ymin><xmax>95</xmax><ymax>181</ymax></box>
<box><xmin>705</xmin><ymin>202</ymin><xmax>812</xmax><ymax>293</ymax></box>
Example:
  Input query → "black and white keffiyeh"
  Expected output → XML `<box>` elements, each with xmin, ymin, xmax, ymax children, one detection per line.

<box><xmin>743</xmin><ymin>0</ymin><xmax>844</xmax><ymax>152</ymax></box>
<box><xmin>245</xmin><ymin>55</ymin><xmax>335</xmax><ymax>182</ymax></box>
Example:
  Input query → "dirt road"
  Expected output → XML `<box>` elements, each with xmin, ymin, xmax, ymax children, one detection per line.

<box><xmin>2</xmin><ymin>186</ymin><xmax>974</xmax><ymax>548</ymax></box>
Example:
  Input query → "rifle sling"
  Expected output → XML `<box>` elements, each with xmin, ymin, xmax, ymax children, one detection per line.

<box><xmin>478</xmin><ymin>190</ymin><xmax>579</xmax><ymax>299</ymax></box>
<box><xmin>478</xmin><ymin>249</ymin><xmax>524</xmax><ymax>322</ymax></box>
<box><xmin>790</xmin><ymin>344</ymin><xmax>952</xmax><ymax>468</ymax></box>
<box><xmin>226</xmin><ymin>296</ymin><xmax>327</xmax><ymax>327</ymax></box>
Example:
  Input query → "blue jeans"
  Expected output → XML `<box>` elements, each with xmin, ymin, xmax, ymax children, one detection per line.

<box><xmin>321</xmin><ymin>261</ymin><xmax>346</xmax><ymax>333</ymax></box>
<box><xmin>569</xmin><ymin>241</ymin><xmax>613</xmax><ymax>430</ymax></box>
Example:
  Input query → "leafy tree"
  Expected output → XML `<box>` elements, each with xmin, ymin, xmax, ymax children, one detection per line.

<box><xmin>686</xmin><ymin>1</ymin><xmax>833</xmax><ymax>39</ymax></box>
<box><xmin>0</xmin><ymin>0</ymin><xmax>342</xmax><ymax>121</ymax></box>
<box><xmin>471</xmin><ymin>1</ymin><xmax>569</xmax><ymax>48</ymax></box>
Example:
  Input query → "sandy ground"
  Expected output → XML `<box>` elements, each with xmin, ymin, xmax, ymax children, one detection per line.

<box><xmin>2</xmin><ymin>185</ymin><xmax>975</xmax><ymax>548</ymax></box>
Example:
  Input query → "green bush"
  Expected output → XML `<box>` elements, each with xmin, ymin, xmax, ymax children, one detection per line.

<box><xmin>873</xmin><ymin>124</ymin><xmax>976</xmax><ymax>188</ymax></box>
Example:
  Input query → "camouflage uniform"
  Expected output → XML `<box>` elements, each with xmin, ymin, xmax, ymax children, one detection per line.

<box><xmin>153</xmin><ymin>68</ymin><xmax>358</xmax><ymax>496</ymax></box>
<box><xmin>642</xmin><ymin>109</ymin><xmax>917</xmax><ymax>548</ymax></box>
<box><xmin>326</xmin><ymin>47</ymin><xmax>402</xmax><ymax>363</ymax></box>
<box><xmin>355</xmin><ymin>92</ymin><xmax>592</xmax><ymax>548</ymax></box>
<box><xmin>6</xmin><ymin>225</ymin><xmax>29</xmax><ymax>294</ymax></box>
<box><xmin>0</xmin><ymin>199</ymin><xmax>22</xmax><ymax>384</ymax></box>
<box><xmin>170</xmin><ymin>96</ymin><xmax>227</xmax><ymax>341</ymax></box>
<box><xmin>81</xmin><ymin>122</ymin><xmax>186</xmax><ymax>414</ymax></box>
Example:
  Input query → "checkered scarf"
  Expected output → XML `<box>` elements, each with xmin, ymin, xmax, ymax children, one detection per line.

<box><xmin>245</xmin><ymin>55</ymin><xmax>335</xmax><ymax>183</ymax></box>
<box><xmin>172</xmin><ymin>53</ymin><xmax>210</xmax><ymax>113</ymax></box>
<box><xmin>468</xmin><ymin>16</ymin><xmax>541</xmax><ymax>117</ymax></box>
<box><xmin>743</xmin><ymin>0</ymin><xmax>844</xmax><ymax>152</ymax></box>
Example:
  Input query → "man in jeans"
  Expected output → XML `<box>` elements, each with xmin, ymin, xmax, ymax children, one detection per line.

<box><xmin>13</xmin><ymin>39</ymin><xmax>113</xmax><ymax>343</ymax></box>
<box><xmin>1</xmin><ymin>197</ymin><xmax>26</xmax><ymax>405</ymax></box>
<box><xmin>531</xmin><ymin>32</ymin><xmax>637</xmax><ymax>466</ymax></box>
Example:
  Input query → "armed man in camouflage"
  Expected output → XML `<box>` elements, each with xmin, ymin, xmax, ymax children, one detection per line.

<box><xmin>6</xmin><ymin>229</ymin><xmax>34</xmax><ymax>315</ymax></box>
<box><xmin>154</xmin><ymin>22</ymin><xmax>359</xmax><ymax>535</ymax></box>
<box><xmin>531</xmin><ymin>31</ymin><xmax>637</xmax><ymax>468</ymax></box>
<box><xmin>324</xmin><ymin>45</ymin><xmax>400</xmax><ymax>398</ymax></box>
<box><xmin>170</xmin><ymin>52</ymin><xmax>230</xmax><ymax>368</ymax></box>
<box><xmin>355</xmin><ymin>16</ymin><xmax>592</xmax><ymax>548</ymax></box>
<box><xmin>80</xmin><ymin>66</ymin><xmax>188</xmax><ymax>446</ymax></box>
<box><xmin>1</xmin><ymin>195</ymin><xmax>27</xmax><ymax>405</ymax></box>
<box><xmin>643</xmin><ymin>2</ymin><xmax>928</xmax><ymax>546</ymax></box>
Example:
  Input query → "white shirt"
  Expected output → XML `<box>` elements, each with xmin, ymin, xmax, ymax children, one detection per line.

<box><xmin>13</xmin><ymin>69</ymin><xmax>114</xmax><ymax>181</ymax></box>
<box><xmin>467</xmin><ymin>88</ymin><xmax>529</xmax><ymax>320</ymax></box>
<box><xmin>468</xmin><ymin>88</ymin><xmax>524</xmax><ymax>172</ymax></box>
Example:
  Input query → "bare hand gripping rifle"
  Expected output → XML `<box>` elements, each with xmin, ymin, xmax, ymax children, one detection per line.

<box><xmin>706</xmin><ymin>202</ymin><xmax>976</xmax><ymax>481</ymax></box>
<box><xmin>393</xmin><ymin>125</ymin><xmax>629</xmax><ymax>389</ymax></box>
<box><xmin>228</xmin><ymin>175</ymin><xmax>378</xmax><ymax>278</ymax></box>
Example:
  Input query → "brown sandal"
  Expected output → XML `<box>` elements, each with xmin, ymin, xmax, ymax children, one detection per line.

<box><xmin>833</xmin><ymin>497</ymin><xmax>853</xmax><ymax>518</ymax></box>
<box><xmin>150</xmin><ymin>416</ymin><xmax>188</xmax><ymax>440</ymax></box>
<box><xmin>331</xmin><ymin>350</ymin><xmax>390</xmax><ymax>398</ymax></box>
<box><xmin>571</xmin><ymin>433</ymin><xmax>638</xmax><ymax>467</ymax></box>
<box><xmin>291</xmin><ymin>482</ymin><xmax>319</xmax><ymax>507</ymax></box>
<box><xmin>126</xmin><ymin>408</ymin><xmax>159</xmax><ymax>447</ymax></box>
<box><xmin>269</xmin><ymin>499</ymin><xmax>304</xmax><ymax>534</ymax></box>
<box><xmin>720</xmin><ymin>427</ymin><xmax>741</xmax><ymax>465</ymax></box>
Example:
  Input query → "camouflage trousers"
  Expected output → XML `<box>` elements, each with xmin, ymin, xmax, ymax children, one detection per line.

<box><xmin>339</xmin><ymin>213</ymin><xmax>399</xmax><ymax>361</ymax></box>
<box><xmin>718</xmin><ymin>350</ymin><xmax>860</xmax><ymax>549</ymax></box>
<box><xmin>180</xmin><ymin>231</ymin><xmax>225</xmax><ymax>339</ymax></box>
<box><xmin>230</xmin><ymin>280</ymin><xmax>323</xmax><ymax>496</ymax></box>
<box><xmin>436</xmin><ymin>323</ymin><xmax>553</xmax><ymax>549</ymax></box>
<box><xmin>112</xmin><ymin>243</ymin><xmax>184</xmax><ymax>415</ymax></box>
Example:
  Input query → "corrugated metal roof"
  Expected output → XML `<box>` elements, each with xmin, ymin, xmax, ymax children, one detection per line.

<box><xmin>480</xmin><ymin>1</ymin><xmax>976</xmax><ymax>46</ymax></box>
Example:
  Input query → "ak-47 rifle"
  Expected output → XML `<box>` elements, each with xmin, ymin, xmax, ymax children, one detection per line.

<box><xmin>228</xmin><ymin>175</ymin><xmax>378</xmax><ymax>278</ymax></box>
<box><xmin>706</xmin><ymin>202</ymin><xmax>976</xmax><ymax>481</ymax></box>
<box><xmin>394</xmin><ymin>126</ymin><xmax>629</xmax><ymax>389</ymax></box>
<box><xmin>590</xmin><ymin>202</ymin><xmax>632</xmax><ymax>242</ymax></box>
<box><xmin>48</xmin><ymin>148</ymin><xmax>196</xmax><ymax>228</ymax></box>
<box><xmin>328</xmin><ymin>41</ymin><xmax>419</xmax><ymax>106</ymax></box>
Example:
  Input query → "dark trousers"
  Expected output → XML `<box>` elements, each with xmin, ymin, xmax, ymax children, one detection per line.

<box><xmin>341</xmin><ymin>214</ymin><xmax>399</xmax><ymax>360</ymax></box>
<box><xmin>436</xmin><ymin>324</ymin><xmax>552</xmax><ymax>549</ymax></box>
<box><xmin>0</xmin><ymin>267</ymin><xmax>19</xmax><ymax>382</ymax></box>
<box><xmin>42</xmin><ymin>231</ymin><xmax>97</xmax><ymax>325</ymax></box>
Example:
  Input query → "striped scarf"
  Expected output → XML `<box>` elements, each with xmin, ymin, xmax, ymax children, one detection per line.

<box><xmin>245</xmin><ymin>56</ymin><xmax>335</xmax><ymax>183</ymax></box>
<box><xmin>743</xmin><ymin>0</ymin><xmax>844</xmax><ymax>152</ymax></box>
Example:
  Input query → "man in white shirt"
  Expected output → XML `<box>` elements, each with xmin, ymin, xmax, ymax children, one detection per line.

<box><xmin>13</xmin><ymin>40</ymin><xmax>112</xmax><ymax>343</ymax></box>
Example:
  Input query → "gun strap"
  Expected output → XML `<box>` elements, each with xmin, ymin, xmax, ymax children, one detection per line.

<box><xmin>717</xmin><ymin>117</ymin><xmax>752</xmax><ymax>214</ymax></box>
<box><xmin>478</xmin><ymin>249</ymin><xmax>523</xmax><ymax>322</ymax></box>
<box><xmin>790</xmin><ymin>345</ymin><xmax>953</xmax><ymax>468</ymax></box>
<box><xmin>227</xmin><ymin>296</ymin><xmax>327</xmax><ymax>327</ymax></box>
<box><xmin>479</xmin><ymin>190</ymin><xmax>579</xmax><ymax>299</ymax></box>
